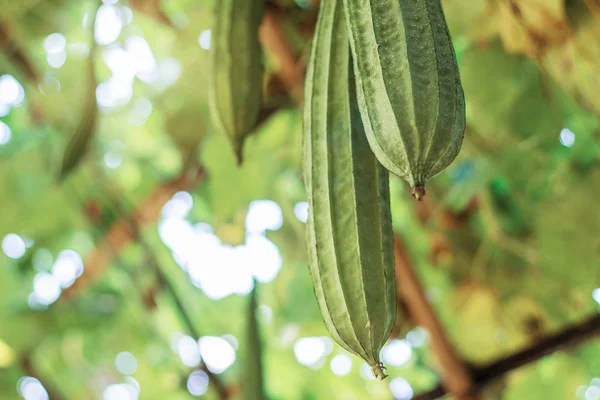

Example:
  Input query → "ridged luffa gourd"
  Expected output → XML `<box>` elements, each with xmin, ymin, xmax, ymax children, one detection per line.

<box><xmin>209</xmin><ymin>0</ymin><xmax>265</xmax><ymax>165</ymax></box>
<box><xmin>303</xmin><ymin>0</ymin><xmax>396</xmax><ymax>379</ymax></box>
<box><xmin>343</xmin><ymin>0</ymin><xmax>465</xmax><ymax>199</ymax></box>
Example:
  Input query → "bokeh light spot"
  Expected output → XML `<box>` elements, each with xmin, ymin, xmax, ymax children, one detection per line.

<box><xmin>389</xmin><ymin>377</ymin><xmax>414</xmax><ymax>400</ymax></box>
<box><xmin>406</xmin><ymin>327</ymin><xmax>428</xmax><ymax>347</ymax></box>
<box><xmin>33</xmin><ymin>273</ymin><xmax>61</xmax><ymax>305</ymax></box>
<box><xmin>159</xmin><ymin>201</ymin><xmax>285</xmax><ymax>299</ymax></box>
<box><xmin>120</xmin><ymin>6</ymin><xmax>133</xmax><ymax>25</ymax></box>
<box><xmin>0</xmin><ymin>75</ymin><xmax>25</xmax><ymax>106</ymax></box>
<box><xmin>44</xmin><ymin>33</ymin><xmax>66</xmax><ymax>54</ymax></box>
<box><xmin>258</xmin><ymin>305</ymin><xmax>273</xmax><ymax>324</ymax></box>
<box><xmin>294</xmin><ymin>337</ymin><xmax>327</xmax><ymax>367</ymax></box>
<box><xmin>198</xmin><ymin>30</ymin><xmax>211</xmax><ymax>50</ymax></box>
<box><xmin>187</xmin><ymin>370</ymin><xmax>209</xmax><ymax>397</ymax></box>
<box><xmin>0</xmin><ymin>102</ymin><xmax>10</xmax><ymax>117</ymax></box>
<box><xmin>176</xmin><ymin>335</ymin><xmax>201</xmax><ymax>368</ymax></box>
<box><xmin>559</xmin><ymin>128</ymin><xmax>575</xmax><ymax>148</ymax></box>
<box><xmin>592</xmin><ymin>288</ymin><xmax>600</xmax><ymax>306</ymax></box>
<box><xmin>198</xmin><ymin>336</ymin><xmax>236</xmax><ymax>374</ymax></box>
<box><xmin>104</xmin><ymin>150</ymin><xmax>123</xmax><ymax>169</ymax></box>
<box><xmin>330</xmin><ymin>354</ymin><xmax>352</xmax><ymax>376</ymax></box>
<box><xmin>47</xmin><ymin>51</ymin><xmax>67</xmax><ymax>68</ymax></box>
<box><xmin>585</xmin><ymin>385</ymin><xmax>600</xmax><ymax>400</ymax></box>
<box><xmin>162</xmin><ymin>191</ymin><xmax>193</xmax><ymax>219</ymax></box>
<box><xmin>115</xmin><ymin>351</ymin><xmax>138</xmax><ymax>375</ymax></box>
<box><xmin>43</xmin><ymin>73</ymin><xmax>61</xmax><ymax>93</ymax></box>
<box><xmin>18</xmin><ymin>376</ymin><xmax>49</xmax><ymax>400</ymax></box>
<box><xmin>124</xmin><ymin>377</ymin><xmax>140</xmax><ymax>394</ymax></box>
<box><xmin>243</xmin><ymin>235</ymin><xmax>283</xmax><ymax>283</ymax></box>
<box><xmin>382</xmin><ymin>339</ymin><xmax>412</xmax><ymax>367</ymax></box>
<box><xmin>103</xmin><ymin>383</ymin><xmax>138</xmax><ymax>400</ymax></box>
<box><xmin>0</xmin><ymin>121</ymin><xmax>11</xmax><ymax>145</ymax></box>
<box><xmin>51</xmin><ymin>250</ymin><xmax>84</xmax><ymax>288</ymax></box>
<box><xmin>245</xmin><ymin>200</ymin><xmax>283</xmax><ymax>234</ymax></box>
<box><xmin>103</xmin><ymin>140</ymin><xmax>125</xmax><ymax>169</ymax></box>
<box><xmin>129</xmin><ymin>97</ymin><xmax>152</xmax><ymax>126</ymax></box>
<box><xmin>95</xmin><ymin>5</ymin><xmax>123</xmax><ymax>45</ymax></box>
<box><xmin>2</xmin><ymin>233</ymin><xmax>26</xmax><ymax>259</ymax></box>
<box><xmin>156</xmin><ymin>58</ymin><xmax>181</xmax><ymax>89</ymax></box>
<box><xmin>293</xmin><ymin>201</ymin><xmax>309</xmax><ymax>223</ymax></box>
<box><xmin>222</xmin><ymin>334</ymin><xmax>239</xmax><ymax>350</ymax></box>
<box><xmin>126</xmin><ymin>37</ymin><xmax>157</xmax><ymax>83</ymax></box>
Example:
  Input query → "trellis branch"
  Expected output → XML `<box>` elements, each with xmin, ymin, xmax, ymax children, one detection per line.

<box><xmin>477</xmin><ymin>314</ymin><xmax>600</xmax><ymax>381</ymax></box>
<box><xmin>0</xmin><ymin>20</ymin><xmax>39</xmax><ymax>81</ymax></box>
<box><xmin>20</xmin><ymin>353</ymin><xmax>68</xmax><ymax>400</ymax></box>
<box><xmin>67</xmin><ymin>169</ymin><xmax>232</xmax><ymax>400</ymax></box>
<box><xmin>140</xmin><ymin>238</ymin><xmax>231</xmax><ymax>400</ymax></box>
<box><xmin>61</xmin><ymin>165</ymin><xmax>206</xmax><ymax>298</ymax></box>
<box><xmin>259</xmin><ymin>6</ymin><xmax>305</xmax><ymax>105</ymax></box>
<box><xmin>414</xmin><ymin>315</ymin><xmax>600</xmax><ymax>399</ymax></box>
<box><xmin>394</xmin><ymin>235</ymin><xmax>478</xmax><ymax>399</ymax></box>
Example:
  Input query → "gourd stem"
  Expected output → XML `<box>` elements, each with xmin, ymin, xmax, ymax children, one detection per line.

<box><xmin>371</xmin><ymin>362</ymin><xmax>388</xmax><ymax>380</ymax></box>
<box><xmin>411</xmin><ymin>185</ymin><xmax>426</xmax><ymax>201</ymax></box>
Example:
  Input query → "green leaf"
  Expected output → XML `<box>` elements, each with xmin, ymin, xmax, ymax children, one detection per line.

<box><xmin>243</xmin><ymin>282</ymin><xmax>267</xmax><ymax>400</ymax></box>
<box><xmin>58</xmin><ymin>24</ymin><xmax>98</xmax><ymax>180</ymax></box>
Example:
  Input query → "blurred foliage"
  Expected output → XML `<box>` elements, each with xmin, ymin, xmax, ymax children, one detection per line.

<box><xmin>0</xmin><ymin>0</ymin><xmax>599</xmax><ymax>399</ymax></box>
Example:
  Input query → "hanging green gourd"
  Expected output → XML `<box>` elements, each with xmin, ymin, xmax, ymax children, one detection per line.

<box><xmin>303</xmin><ymin>0</ymin><xmax>396</xmax><ymax>379</ymax></box>
<box><xmin>209</xmin><ymin>0</ymin><xmax>265</xmax><ymax>165</ymax></box>
<box><xmin>343</xmin><ymin>0</ymin><xmax>466</xmax><ymax>199</ymax></box>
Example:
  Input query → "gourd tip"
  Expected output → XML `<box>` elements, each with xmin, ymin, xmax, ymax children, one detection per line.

<box><xmin>371</xmin><ymin>362</ymin><xmax>388</xmax><ymax>380</ymax></box>
<box><xmin>411</xmin><ymin>185</ymin><xmax>426</xmax><ymax>201</ymax></box>
<box><xmin>234</xmin><ymin>146</ymin><xmax>244</xmax><ymax>167</ymax></box>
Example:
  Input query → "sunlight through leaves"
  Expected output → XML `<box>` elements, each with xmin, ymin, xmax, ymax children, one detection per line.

<box><xmin>115</xmin><ymin>352</ymin><xmax>138</xmax><ymax>375</ymax></box>
<box><xmin>245</xmin><ymin>200</ymin><xmax>283</xmax><ymax>234</ymax></box>
<box><xmin>187</xmin><ymin>370</ymin><xmax>209</xmax><ymax>397</ymax></box>
<box><xmin>330</xmin><ymin>354</ymin><xmax>352</xmax><ymax>376</ymax></box>
<box><xmin>2</xmin><ymin>233</ymin><xmax>26</xmax><ymax>259</ymax></box>
<box><xmin>95</xmin><ymin>5</ymin><xmax>123</xmax><ymax>45</ymax></box>
<box><xmin>17</xmin><ymin>377</ymin><xmax>48</xmax><ymax>400</ymax></box>
<box><xmin>198</xmin><ymin>30</ymin><xmax>211</xmax><ymax>51</ymax></box>
<box><xmin>389</xmin><ymin>377</ymin><xmax>414</xmax><ymax>400</ymax></box>
<box><xmin>559</xmin><ymin>128</ymin><xmax>576</xmax><ymax>148</ymax></box>
<box><xmin>381</xmin><ymin>339</ymin><xmax>412</xmax><ymax>367</ymax></box>
<box><xmin>293</xmin><ymin>201</ymin><xmax>308</xmax><ymax>223</ymax></box>
<box><xmin>198</xmin><ymin>336</ymin><xmax>236</xmax><ymax>374</ymax></box>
